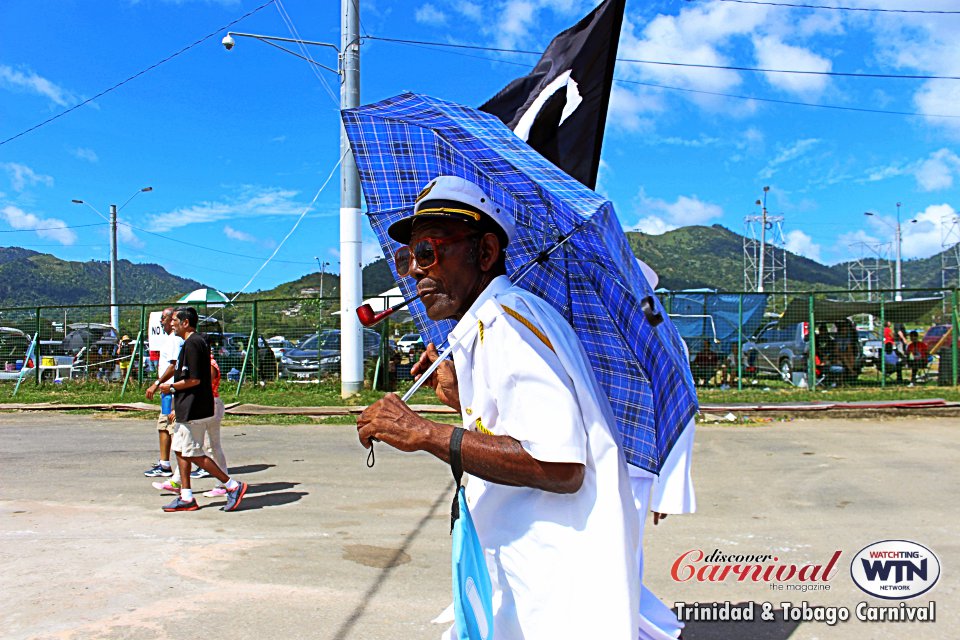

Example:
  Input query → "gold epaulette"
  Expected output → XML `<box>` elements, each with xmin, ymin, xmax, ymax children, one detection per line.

<box><xmin>501</xmin><ymin>304</ymin><xmax>555</xmax><ymax>353</ymax></box>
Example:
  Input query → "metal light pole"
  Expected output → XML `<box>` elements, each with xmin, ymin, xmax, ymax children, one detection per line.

<box><xmin>222</xmin><ymin>5</ymin><xmax>363</xmax><ymax>397</ymax></box>
<box><xmin>865</xmin><ymin>203</ymin><xmax>914</xmax><ymax>302</ymax></box>
<box><xmin>72</xmin><ymin>186</ymin><xmax>152</xmax><ymax>329</ymax></box>
<box><xmin>339</xmin><ymin>0</ymin><xmax>363</xmax><ymax>397</ymax></box>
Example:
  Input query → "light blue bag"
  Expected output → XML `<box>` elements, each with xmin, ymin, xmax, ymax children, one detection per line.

<box><xmin>449</xmin><ymin>428</ymin><xmax>494</xmax><ymax>640</ymax></box>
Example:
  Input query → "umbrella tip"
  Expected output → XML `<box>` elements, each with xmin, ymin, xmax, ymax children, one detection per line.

<box><xmin>640</xmin><ymin>296</ymin><xmax>663</xmax><ymax>327</ymax></box>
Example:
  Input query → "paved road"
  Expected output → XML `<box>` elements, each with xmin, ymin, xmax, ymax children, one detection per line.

<box><xmin>1</xmin><ymin>413</ymin><xmax>956</xmax><ymax>639</ymax></box>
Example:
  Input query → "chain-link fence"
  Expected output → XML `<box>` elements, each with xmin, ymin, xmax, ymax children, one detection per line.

<box><xmin>660</xmin><ymin>287</ymin><xmax>960</xmax><ymax>391</ymax></box>
<box><xmin>3</xmin><ymin>288</ymin><xmax>959</xmax><ymax>397</ymax></box>
<box><xmin>0</xmin><ymin>296</ymin><xmax>422</xmax><ymax>396</ymax></box>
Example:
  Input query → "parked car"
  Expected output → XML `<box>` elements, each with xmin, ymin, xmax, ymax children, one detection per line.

<box><xmin>743</xmin><ymin>320</ymin><xmax>862</xmax><ymax>382</ymax></box>
<box><xmin>396</xmin><ymin>333</ymin><xmax>424</xmax><ymax>356</ymax></box>
<box><xmin>199</xmin><ymin>320</ymin><xmax>277</xmax><ymax>381</ymax></box>
<box><xmin>741</xmin><ymin>321</ymin><xmax>810</xmax><ymax>380</ymax></box>
<box><xmin>62</xmin><ymin>322</ymin><xmax>118</xmax><ymax>356</ymax></box>
<box><xmin>266</xmin><ymin>337</ymin><xmax>296</xmax><ymax>360</ymax></box>
<box><xmin>921</xmin><ymin>324</ymin><xmax>953</xmax><ymax>353</ymax></box>
<box><xmin>857</xmin><ymin>329</ymin><xmax>882</xmax><ymax>368</ymax></box>
<box><xmin>280</xmin><ymin>328</ymin><xmax>387</xmax><ymax>379</ymax></box>
<box><xmin>0</xmin><ymin>327</ymin><xmax>34</xmax><ymax>380</ymax></box>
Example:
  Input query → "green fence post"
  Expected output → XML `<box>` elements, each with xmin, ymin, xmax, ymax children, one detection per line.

<box><xmin>251</xmin><ymin>301</ymin><xmax>259</xmax><ymax>386</ymax></box>
<box><xmin>120</xmin><ymin>330</ymin><xmax>141</xmax><ymax>398</ymax></box>
<box><xmin>879</xmin><ymin>299</ymin><xmax>886</xmax><ymax>388</ymax></box>
<box><xmin>952</xmin><ymin>289</ymin><xmax>958</xmax><ymax>386</ymax></box>
<box><xmin>235</xmin><ymin>326</ymin><xmax>255</xmax><ymax>398</ymax></box>
<box><xmin>807</xmin><ymin>295</ymin><xmax>816</xmax><ymax>389</ymax></box>
<box><xmin>737</xmin><ymin>293</ymin><xmax>743</xmax><ymax>392</ymax></box>
<box><xmin>35</xmin><ymin>307</ymin><xmax>41</xmax><ymax>385</ymax></box>
<box><xmin>137</xmin><ymin>305</ymin><xmax>146</xmax><ymax>387</ymax></box>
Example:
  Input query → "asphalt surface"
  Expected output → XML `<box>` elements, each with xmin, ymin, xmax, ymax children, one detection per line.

<box><xmin>1</xmin><ymin>413</ymin><xmax>956</xmax><ymax>640</ymax></box>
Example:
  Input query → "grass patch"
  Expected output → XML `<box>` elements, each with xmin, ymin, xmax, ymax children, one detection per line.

<box><xmin>0</xmin><ymin>377</ymin><xmax>443</xmax><ymax>407</ymax></box>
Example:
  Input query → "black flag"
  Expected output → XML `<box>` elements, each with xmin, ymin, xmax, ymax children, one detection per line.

<box><xmin>480</xmin><ymin>0</ymin><xmax>625</xmax><ymax>190</ymax></box>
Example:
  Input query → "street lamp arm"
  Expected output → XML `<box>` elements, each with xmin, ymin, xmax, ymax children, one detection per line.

<box><xmin>227</xmin><ymin>32</ymin><xmax>340</xmax><ymax>52</ymax></box>
<box><xmin>118</xmin><ymin>186</ymin><xmax>153</xmax><ymax>213</ymax></box>
<box><xmin>225</xmin><ymin>32</ymin><xmax>341</xmax><ymax>75</ymax></box>
<box><xmin>864</xmin><ymin>211</ymin><xmax>896</xmax><ymax>231</ymax></box>
<box><xmin>72</xmin><ymin>199</ymin><xmax>108</xmax><ymax>221</ymax></box>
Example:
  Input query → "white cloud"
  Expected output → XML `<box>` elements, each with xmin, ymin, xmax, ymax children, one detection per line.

<box><xmin>1</xmin><ymin>205</ymin><xmax>76</xmax><ymax>245</ymax></box>
<box><xmin>627</xmin><ymin>188</ymin><xmax>723</xmax><ymax>234</ymax></box>
<box><xmin>2</xmin><ymin>162</ymin><xmax>54</xmax><ymax>192</ymax></box>
<box><xmin>224</xmin><ymin>225</ymin><xmax>257</xmax><ymax>243</ymax></box>
<box><xmin>0</xmin><ymin>64</ymin><xmax>76</xmax><ymax>107</ymax></box>
<box><xmin>456</xmin><ymin>1</ymin><xmax>483</xmax><ymax>21</ymax></box>
<box><xmin>144</xmin><ymin>186</ymin><xmax>307</xmax><ymax>232</ymax></box>
<box><xmin>70</xmin><ymin>147</ymin><xmax>99</xmax><ymax>163</ymax></box>
<box><xmin>758</xmin><ymin>138</ymin><xmax>820</xmax><ymax>179</ymax></box>
<box><xmin>116</xmin><ymin>222</ymin><xmax>144</xmax><ymax>248</ymax></box>
<box><xmin>915</xmin><ymin>148</ymin><xmax>960</xmax><ymax>192</ymax></box>
<box><xmin>785</xmin><ymin>229</ymin><xmax>822</xmax><ymax>262</ymax></box>
<box><xmin>752</xmin><ymin>36</ymin><xmax>831</xmax><ymax>98</ymax></box>
<box><xmin>901</xmin><ymin>203</ymin><xmax>957</xmax><ymax>259</ymax></box>
<box><xmin>415</xmin><ymin>3</ymin><xmax>447</xmax><ymax>25</ymax></box>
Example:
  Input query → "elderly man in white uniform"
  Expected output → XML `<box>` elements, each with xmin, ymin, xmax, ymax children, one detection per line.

<box><xmin>357</xmin><ymin>175</ymin><xmax>639</xmax><ymax>638</ymax></box>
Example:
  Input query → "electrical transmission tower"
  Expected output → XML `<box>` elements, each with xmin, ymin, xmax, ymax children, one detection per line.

<box><xmin>743</xmin><ymin>186</ymin><xmax>787</xmax><ymax>310</ymax></box>
<box><xmin>941</xmin><ymin>212</ymin><xmax>960</xmax><ymax>292</ymax></box>
<box><xmin>847</xmin><ymin>241</ymin><xmax>893</xmax><ymax>302</ymax></box>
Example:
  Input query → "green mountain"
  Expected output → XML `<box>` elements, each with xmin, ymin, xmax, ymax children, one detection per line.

<box><xmin>0</xmin><ymin>248</ymin><xmax>202</xmax><ymax>308</ymax></box>
<box><xmin>626</xmin><ymin>224</ymin><xmax>847</xmax><ymax>291</ymax></box>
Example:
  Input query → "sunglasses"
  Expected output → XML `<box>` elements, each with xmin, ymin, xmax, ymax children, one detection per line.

<box><xmin>394</xmin><ymin>232</ymin><xmax>476</xmax><ymax>276</ymax></box>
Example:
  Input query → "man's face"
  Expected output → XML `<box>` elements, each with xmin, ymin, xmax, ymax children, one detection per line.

<box><xmin>160</xmin><ymin>310</ymin><xmax>174</xmax><ymax>334</ymax></box>
<box><xmin>406</xmin><ymin>219</ymin><xmax>483</xmax><ymax>321</ymax></box>
<box><xmin>170</xmin><ymin>315</ymin><xmax>187</xmax><ymax>338</ymax></box>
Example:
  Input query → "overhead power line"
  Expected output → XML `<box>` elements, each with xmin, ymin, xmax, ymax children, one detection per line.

<box><xmin>617</xmin><ymin>77</ymin><xmax>960</xmax><ymax>119</ymax></box>
<box><xmin>116</xmin><ymin>220</ymin><xmax>316</xmax><ymax>265</ymax></box>
<box><xmin>690</xmin><ymin>0</ymin><xmax>960</xmax><ymax>14</ymax></box>
<box><xmin>0</xmin><ymin>0</ymin><xmax>277</xmax><ymax>147</ymax></box>
<box><xmin>0</xmin><ymin>222</ymin><xmax>107</xmax><ymax>233</ymax></box>
<box><xmin>365</xmin><ymin>35</ymin><xmax>960</xmax><ymax>80</ymax></box>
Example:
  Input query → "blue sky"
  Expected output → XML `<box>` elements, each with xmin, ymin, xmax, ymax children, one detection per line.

<box><xmin>3</xmin><ymin>0</ymin><xmax>960</xmax><ymax>294</ymax></box>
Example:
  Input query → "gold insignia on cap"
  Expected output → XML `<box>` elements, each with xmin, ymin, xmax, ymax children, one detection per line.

<box><xmin>415</xmin><ymin>206</ymin><xmax>481</xmax><ymax>221</ymax></box>
<box><xmin>415</xmin><ymin>181</ymin><xmax>436</xmax><ymax>203</ymax></box>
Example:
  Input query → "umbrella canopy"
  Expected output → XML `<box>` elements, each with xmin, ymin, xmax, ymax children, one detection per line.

<box><xmin>177</xmin><ymin>288</ymin><xmax>231</xmax><ymax>307</ymax></box>
<box><xmin>342</xmin><ymin>92</ymin><xmax>697</xmax><ymax>473</ymax></box>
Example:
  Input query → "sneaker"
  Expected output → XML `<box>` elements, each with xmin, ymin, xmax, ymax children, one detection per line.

<box><xmin>204</xmin><ymin>486</ymin><xmax>227</xmax><ymax>498</ymax></box>
<box><xmin>191</xmin><ymin>468</ymin><xmax>211</xmax><ymax>479</ymax></box>
<box><xmin>162</xmin><ymin>497</ymin><xmax>199</xmax><ymax>512</ymax></box>
<box><xmin>144</xmin><ymin>464</ymin><xmax>173</xmax><ymax>478</ymax></box>
<box><xmin>222</xmin><ymin>482</ymin><xmax>248</xmax><ymax>512</ymax></box>
<box><xmin>152</xmin><ymin>480</ymin><xmax>181</xmax><ymax>492</ymax></box>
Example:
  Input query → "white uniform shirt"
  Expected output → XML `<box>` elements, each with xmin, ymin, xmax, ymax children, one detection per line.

<box><xmin>447</xmin><ymin>276</ymin><xmax>639</xmax><ymax>639</ymax></box>
<box><xmin>159</xmin><ymin>330</ymin><xmax>183</xmax><ymax>376</ymax></box>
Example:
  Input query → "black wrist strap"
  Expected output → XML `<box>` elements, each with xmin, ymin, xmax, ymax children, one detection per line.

<box><xmin>449</xmin><ymin>427</ymin><xmax>465</xmax><ymax>533</ymax></box>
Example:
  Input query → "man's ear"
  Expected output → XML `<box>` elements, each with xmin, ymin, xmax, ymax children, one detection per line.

<box><xmin>477</xmin><ymin>232</ymin><xmax>501</xmax><ymax>272</ymax></box>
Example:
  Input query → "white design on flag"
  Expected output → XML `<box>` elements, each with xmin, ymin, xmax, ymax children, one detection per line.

<box><xmin>513</xmin><ymin>70</ymin><xmax>583</xmax><ymax>142</ymax></box>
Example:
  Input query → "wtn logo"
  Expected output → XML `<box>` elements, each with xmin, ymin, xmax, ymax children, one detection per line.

<box><xmin>861</xmin><ymin>558</ymin><xmax>927</xmax><ymax>583</ymax></box>
<box><xmin>851</xmin><ymin>541</ymin><xmax>940</xmax><ymax>600</ymax></box>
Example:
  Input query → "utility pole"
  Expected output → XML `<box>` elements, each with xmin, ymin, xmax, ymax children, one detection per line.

<box><xmin>895</xmin><ymin>201</ymin><xmax>903</xmax><ymax>302</ymax></box>
<box><xmin>109</xmin><ymin>204</ymin><xmax>119</xmax><ymax>330</ymax></box>
<box><xmin>340</xmin><ymin>0</ymin><xmax>363</xmax><ymax>397</ymax></box>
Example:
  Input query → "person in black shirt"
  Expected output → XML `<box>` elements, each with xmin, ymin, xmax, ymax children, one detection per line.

<box><xmin>159</xmin><ymin>307</ymin><xmax>248</xmax><ymax>512</ymax></box>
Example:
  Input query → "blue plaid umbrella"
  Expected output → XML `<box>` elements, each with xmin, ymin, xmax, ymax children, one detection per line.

<box><xmin>341</xmin><ymin>92</ymin><xmax>697</xmax><ymax>473</ymax></box>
